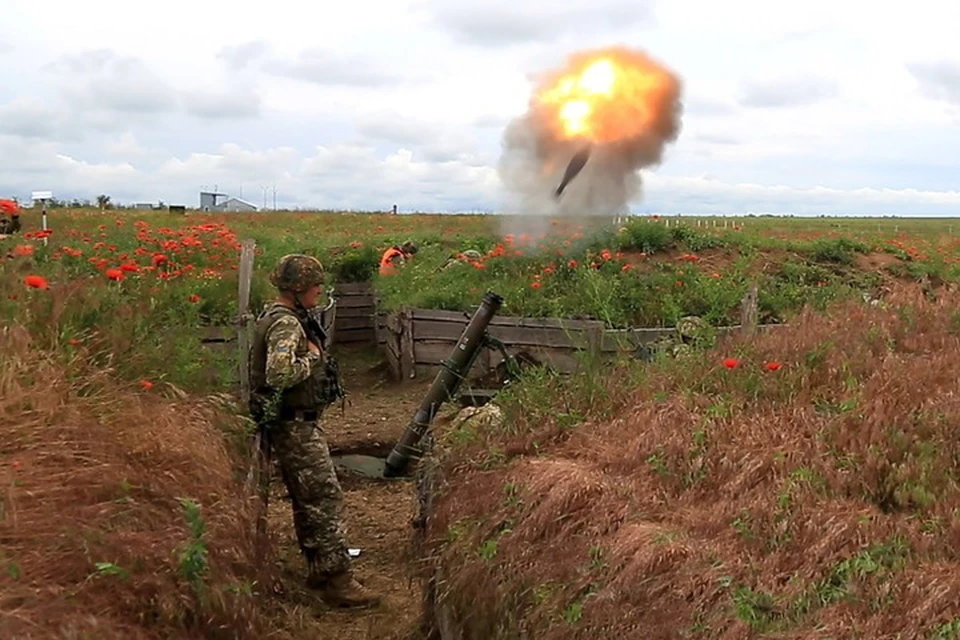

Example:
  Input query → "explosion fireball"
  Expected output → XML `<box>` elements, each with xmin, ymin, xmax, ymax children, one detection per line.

<box><xmin>498</xmin><ymin>46</ymin><xmax>683</xmax><ymax>230</ymax></box>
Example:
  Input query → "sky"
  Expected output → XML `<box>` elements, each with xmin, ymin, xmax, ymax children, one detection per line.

<box><xmin>1</xmin><ymin>0</ymin><xmax>959</xmax><ymax>216</ymax></box>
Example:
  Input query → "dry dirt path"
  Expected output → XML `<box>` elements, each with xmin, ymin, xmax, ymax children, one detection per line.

<box><xmin>262</xmin><ymin>345</ymin><xmax>435</xmax><ymax>640</ymax></box>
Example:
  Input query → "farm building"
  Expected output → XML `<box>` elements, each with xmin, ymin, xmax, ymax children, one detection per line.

<box><xmin>216</xmin><ymin>197</ymin><xmax>258</xmax><ymax>212</ymax></box>
<box><xmin>199</xmin><ymin>191</ymin><xmax>258</xmax><ymax>212</ymax></box>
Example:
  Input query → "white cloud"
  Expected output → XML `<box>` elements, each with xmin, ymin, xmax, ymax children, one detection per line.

<box><xmin>0</xmin><ymin>0</ymin><xmax>958</xmax><ymax>215</ymax></box>
<box><xmin>180</xmin><ymin>88</ymin><xmax>262</xmax><ymax>120</ymax></box>
<box><xmin>421</xmin><ymin>0</ymin><xmax>657</xmax><ymax>47</ymax></box>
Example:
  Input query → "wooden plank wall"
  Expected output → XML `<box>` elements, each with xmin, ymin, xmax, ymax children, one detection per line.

<box><xmin>332</xmin><ymin>281</ymin><xmax>377</xmax><ymax>345</ymax></box>
<box><xmin>380</xmin><ymin>290</ymin><xmax>776</xmax><ymax>381</ymax></box>
<box><xmin>379</xmin><ymin>307</ymin><xmax>603</xmax><ymax>381</ymax></box>
<box><xmin>201</xmin><ymin>281</ymin><xmax>777</xmax><ymax>384</ymax></box>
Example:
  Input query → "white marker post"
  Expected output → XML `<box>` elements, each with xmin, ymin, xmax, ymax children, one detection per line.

<box><xmin>31</xmin><ymin>190</ymin><xmax>53</xmax><ymax>247</ymax></box>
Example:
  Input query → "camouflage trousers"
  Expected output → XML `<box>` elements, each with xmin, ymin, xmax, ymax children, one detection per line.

<box><xmin>270</xmin><ymin>416</ymin><xmax>351</xmax><ymax>578</ymax></box>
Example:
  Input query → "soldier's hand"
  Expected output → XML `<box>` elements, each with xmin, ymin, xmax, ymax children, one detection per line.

<box><xmin>307</xmin><ymin>341</ymin><xmax>321</xmax><ymax>356</ymax></box>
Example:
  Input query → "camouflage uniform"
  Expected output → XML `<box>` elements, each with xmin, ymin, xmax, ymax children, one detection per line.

<box><xmin>440</xmin><ymin>249</ymin><xmax>482</xmax><ymax>271</ymax></box>
<box><xmin>671</xmin><ymin>316</ymin><xmax>708</xmax><ymax>358</ymax></box>
<box><xmin>633</xmin><ymin>315</ymin><xmax>708</xmax><ymax>361</ymax></box>
<box><xmin>249</xmin><ymin>254</ymin><xmax>379</xmax><ymax>608</ymax></box>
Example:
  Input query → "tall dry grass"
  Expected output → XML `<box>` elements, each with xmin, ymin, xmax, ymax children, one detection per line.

<box><xmin>423</xmin><ymin>283</ymin><xmax>960</xmax><ymax>639</ymax></box>
<box><xmin>0</xmin><ymin>323</ymin><xmax>277</xmax><ymax>638</ymax></box>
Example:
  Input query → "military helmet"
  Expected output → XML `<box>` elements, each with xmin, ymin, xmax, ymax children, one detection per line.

<box><xmin>676</xmin><ymin>315</ymin><xmax>706</xmax><ymax>339</ymax></box>
<box><xmin>270</xmin><ymin>254</ymin><xmax>324</xmax><ymax>293</ymax></box>
<box><xmin>461</xmin><ymin>249</ymin><xmax>482</xmax><ymax>260</ymax></box>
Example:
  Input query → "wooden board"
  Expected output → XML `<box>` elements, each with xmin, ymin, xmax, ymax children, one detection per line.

<box><xmin>375</xmin><ymin>310</ymin><xmax>387</xmax><ymax>345</ymax></box>
<box><xmin>409</xmin><ymin>307</ymin><xmax>602</xmax><ymax>330</ymax></box>
<box><xmin>336</xmin><ymin>315</ymin><xmax>376</xmax><ymax>331</ymax></box>
<box><xmin>335</xmin><ymin>327</ymin><xmax>377</xmax><ymax>344</ymax></box>
<box><xmin>412</xmin><ymin>319</ymin><xmax>598</xmax><ymax>350</ymax></box>
<box><xmin>379</xmin><ymin>300</ymin><xmax>791</xmax><ymax>382</ymax></box>
<box><xmin>332</xmin><ymin>280</ymin><xmax>377</xmax><ymax>348</ymax></box>
<box><xmin>335</xmin><ymin>295</ymin><xmax>376</xmax><ymax>309</ymax></box>
<box><xmin>335</xmin><ymin>282</ymin><xmax>374</xmax><ymax>295</ymax></box>
<box><xmin>412</xmin><ymin>341</ymin><xmax>590</xmax><ymax>377</ymax></box>
<box><xmin>399</xmin><ymin>309</ymin><xmax>415</xmax><ymax>380</ymax></box>
<box><xmin>237</xmin><ymin>239</ymin><xmax>256</xmax><ymax>404</ymax></box>
<box><xmin>336</xmin><ymin>305</ymin><xmax>377</xmax><ymax>319</ymax></box>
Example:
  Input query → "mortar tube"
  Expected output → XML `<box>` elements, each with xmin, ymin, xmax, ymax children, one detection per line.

<box><xmin>383</xmin><ymin>291</ymin><xmax>504</xmax><ymax>477</ymax></box>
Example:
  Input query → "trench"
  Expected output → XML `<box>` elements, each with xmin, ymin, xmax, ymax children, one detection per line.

<box><xmin>332</xmin><ymin>452</ymin><xmax>392</xmax><ymax>479</ymax></box>
<box><xmin>326</xmin><ymin>429</ymin><xmax>484</xmax><ymax>639</ymax></box>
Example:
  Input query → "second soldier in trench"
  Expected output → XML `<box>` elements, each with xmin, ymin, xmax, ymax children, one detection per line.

<box><xmin>248</xmin><ymin>254</ymin><xmax>381</xmax><ymax>608</ymax></box>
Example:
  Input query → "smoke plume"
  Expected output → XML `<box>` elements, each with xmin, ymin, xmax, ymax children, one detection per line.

<box><xmin>497</xmin><ymin>46</ymin><xmax>683</xmax><ymax>239</ymax></box>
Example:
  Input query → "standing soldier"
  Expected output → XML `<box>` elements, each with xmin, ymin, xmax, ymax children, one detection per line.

<box><xmin>248</xmin><ymin>253</ymin><xmax>380</xmax><ymax>608</ymax></box>
<box><xmin>0</xmin><ymin>199</ymin><xmax>22</xmax><ymax>238</ymax></box>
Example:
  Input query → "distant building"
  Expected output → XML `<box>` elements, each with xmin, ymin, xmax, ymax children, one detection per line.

<box><xmin>217</xmin><ymin>197</ymin><xmax>258</xmax><ymax>212</ymax></box>
<box><xmin>200</xmin><ymin>191</ymin><xmax>228</xmax><ymax>211</ymax></box>
<box><xmin>199</xmin><ymin>190</ymin><xmax>258</xmax><ymax>212</ymax></box>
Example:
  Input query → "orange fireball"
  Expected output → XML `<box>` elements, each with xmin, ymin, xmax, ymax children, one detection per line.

<box><xmin>533</xmin><ymin>46</ymin><xmax>681</xmax><ymax>143</ymax></box>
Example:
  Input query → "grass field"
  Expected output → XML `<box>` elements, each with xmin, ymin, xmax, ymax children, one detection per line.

<box><xmin>2</xmin><ymin>208</ymin><xmax>959</xmax><ymax>638</ymax></box>
<box><xmin>3</xmin><ymin>208</ymin><xmax>957</xmax><ymax>389</ymax></box>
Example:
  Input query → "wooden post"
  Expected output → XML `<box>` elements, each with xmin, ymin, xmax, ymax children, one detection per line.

<box><xmin>740</xmin><ymin>284</ymin><xmax>759</xmax><ymax>336</ymax></box>
<box><xmin>399</xmin><ymin>308</ymin><xmax>415</xmax><ymax>380</ymax></box>
<box><xmin>41</xmin><ymin>207</ymin><xmax>49</xmax><ymax>247</ymax></box>
<box><xmin>236</xmin><ymin>238</ymin><xmax>270</xmax><ymax>567</ymax></box>
<box><xmin>583</xmin><ymin>322</ymin><xmax>605</xmax><ymax>371</ymax></box>
<box><xmin>237</xmin><ymin>239</ymin><xmax>256</xmax><ymax>405</ymax></box>
<box><xmin>385</xmin><ymin>311</ymin><xmax>402</xmax><ymax>382</ymax></box>
<box><xmin>373</xmin><ymin>295</ymin><xmax>384</xmax><ymax>347</ymax></box>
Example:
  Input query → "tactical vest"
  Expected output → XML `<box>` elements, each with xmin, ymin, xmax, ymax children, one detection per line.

<box><xmin>248</xmin><ymin>303</ymin><xmax>329</xmax><ymax>420</ymax></box>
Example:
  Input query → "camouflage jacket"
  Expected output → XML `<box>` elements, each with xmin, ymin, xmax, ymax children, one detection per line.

<box><xmin>249</xmin><ymin>302</ymin><xmax>327</xmax><ymax>419</ymax></box>
<box><xmin>264</xmin><ymin>306</ymin><xmax>322</xmax><ymax>390</ymax></box>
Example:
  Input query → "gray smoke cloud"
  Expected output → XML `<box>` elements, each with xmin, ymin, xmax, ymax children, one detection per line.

<box><xmin>497</xmin><ymin>46</ymin><xmax>684</xmax><ymax>239</ymax></box>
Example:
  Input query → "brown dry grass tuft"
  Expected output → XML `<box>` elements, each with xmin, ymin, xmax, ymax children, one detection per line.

<box><xmin>422</xmin><ymin>282</ymin><xmax>960</xmax><ymax>639</ymax></box>
<box><xmin>0</xmin><ymin>323</ymin><xmax>276</xmax><ymax>639</ymax></box>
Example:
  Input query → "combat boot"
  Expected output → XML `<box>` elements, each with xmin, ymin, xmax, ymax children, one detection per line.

<box><xmin>319</xmin><ymin>572</ymin><xmax>382</xmax><ymax>608</ymax></box>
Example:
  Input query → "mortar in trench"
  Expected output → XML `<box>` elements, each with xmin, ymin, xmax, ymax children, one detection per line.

<box><xmin>330</xmin><ymin>388</ymin><xmax>502</xmax><ymax>479</ymax></box>
<box><xmin>333</xmin><ymin>290</ymin><xmax>531</xmax><ymax>635</ymax></box>
<box><xmin>329</xmin><ymin>392</ymin><xmax>506</xmax><ymax>636</ymax></box>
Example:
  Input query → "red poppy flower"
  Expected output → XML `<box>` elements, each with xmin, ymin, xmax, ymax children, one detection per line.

<box><xmin>723</xmin><ymin>358</ymin><xmax>739</xmax><ymax>369</ymax></box>
<box><xmin>24</xmin><ymin>274</ymin><xmax>49</xmax><ymax>289</ymax></box>
<box><xmin>764</xmin><ymin>361</ymin><xmax>782</xmax><ymax>372</ymax></box>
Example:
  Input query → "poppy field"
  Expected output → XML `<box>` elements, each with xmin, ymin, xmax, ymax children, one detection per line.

<box><xmin>2</xmin><ymin>205</ymin><xmax>959</xmax><ymax>399</ymax></box>
<box><xmin>4</xmin><ymin>207</ymin><xmax>958</xmax><ymax>392</ymax></box>
<box><xmin>2</xmin><ymin>206</ymin><xmax>960</xmax><ymax>638</ymax></box>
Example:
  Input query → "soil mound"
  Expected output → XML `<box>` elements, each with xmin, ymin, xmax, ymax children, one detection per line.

<box><xmin>422</xmin><ymin>283</ymin><xmax>960</xmax><ymax>639</ymax></box>
<box><xmin>0</xmin><ymin>325</ymin><xmax>271</xmax><ymax>639</ymax></box>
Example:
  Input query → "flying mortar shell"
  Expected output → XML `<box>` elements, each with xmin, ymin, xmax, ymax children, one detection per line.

<box><xmin>554</xmin><ymin>143</ymin><xmax>593</xmax><ymax>198</ymax></box>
